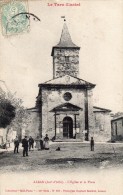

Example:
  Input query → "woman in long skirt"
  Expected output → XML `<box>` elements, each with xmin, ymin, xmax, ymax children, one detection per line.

<box><xmin>44</xmin><ymin>134</ymin><xmax>49</xmax><ymax>150</ymax></box>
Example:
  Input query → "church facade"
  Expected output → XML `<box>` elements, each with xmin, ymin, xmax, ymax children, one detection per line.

<box><xmin>25</xmin><ymin>22</ymin><xmax>112</xmax><ymax>142</ymax></box>
<box><xmin>35</xmin><ymin>22</ymin><xmax>112</xmax><ymax>142</ymax></box>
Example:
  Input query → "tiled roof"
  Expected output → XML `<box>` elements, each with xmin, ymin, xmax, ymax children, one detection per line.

<box><xmin>111</xmin><ymin>115</ymin><xmax>123</xmax><ymax>121</ymax></box>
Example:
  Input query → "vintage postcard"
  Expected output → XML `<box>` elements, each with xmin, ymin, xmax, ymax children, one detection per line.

<box><xmin>0</xmin><ymin>0</ymin><xmax>123</xmax><ymax>194</ymax></box>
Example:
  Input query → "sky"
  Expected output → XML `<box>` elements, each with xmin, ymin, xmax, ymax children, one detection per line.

<box><xmin>0</xmin><ymin>0</ymin><xmax>123</xmax><ymax>113</ymax></box>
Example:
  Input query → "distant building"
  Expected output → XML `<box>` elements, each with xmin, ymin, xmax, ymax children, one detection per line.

<box><xmin>24</xmin><ymin>107</ymin><xmax>40</xmax><ymax>139</ymax></box>
<box><xmin>111</xmin><ymin>116</ymin><xmax>123</xmax><ymax>141</ymax></box>
<box><xmin>93</xmin><ymin>107</ymin><xmax>111</xmax><ymax>142</ymax></box>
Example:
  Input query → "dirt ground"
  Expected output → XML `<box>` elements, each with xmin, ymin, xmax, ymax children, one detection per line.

<box><xmin>0</xmin><ymin>142</ymin><xmax>123</xmax><ymax>173</ymax></box>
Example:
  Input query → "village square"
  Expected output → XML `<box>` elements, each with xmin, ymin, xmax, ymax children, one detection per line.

<box><xmin>0</xmin><ymin>19</ymin><xmax>123</xmax><ymax>172</ymax></box>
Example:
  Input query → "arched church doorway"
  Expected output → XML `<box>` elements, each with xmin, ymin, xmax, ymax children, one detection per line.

<box><xmin>63</xmin><ymin>117</ymin><xmax>73</xmax><ymax>138</ymax></box>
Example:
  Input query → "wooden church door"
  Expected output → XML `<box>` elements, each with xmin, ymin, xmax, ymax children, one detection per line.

<box><xmin>63</xmin><ymin>117</ymin><xmax>73</xmax><ymax>138</ymax></box>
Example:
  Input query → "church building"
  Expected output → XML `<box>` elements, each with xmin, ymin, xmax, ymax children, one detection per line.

<box><xmin>36</xmin><ymin>22</ymin><xmax>96</xmax><ymax>141</ymax></box>
<box><xmin>26</xmin><ymin>22</ymin><xmax>111</xmax><ymax>142</ymax></box>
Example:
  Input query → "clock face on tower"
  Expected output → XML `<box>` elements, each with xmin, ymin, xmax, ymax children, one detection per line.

<box><xmin>63</xmin><ymin>92</ymin><xmax>72</xmax><ymax>101</ymax></box>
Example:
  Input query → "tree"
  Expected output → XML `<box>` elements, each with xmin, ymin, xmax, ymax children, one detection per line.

<box><xmin>0</xmin><ymin>89</ymin><xmax>15</xmax><ymax>128</ymax></box>
<box><xmin>0</xmin><ymin>88</ymin><xmax>31</xmax><ymax>142</ymax></box>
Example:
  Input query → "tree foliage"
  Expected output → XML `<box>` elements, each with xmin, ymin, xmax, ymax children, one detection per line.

<box><xmin>0</xmin><ymin>89</ymin><xmax>15</xmax><ymax>128</ymax></box>
<box><xmin>0</xmin><ymin>88</ymin><xmax>31</xmax><ymax>141</ymax></box>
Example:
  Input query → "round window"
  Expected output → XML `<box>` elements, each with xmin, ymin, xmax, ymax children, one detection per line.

<box><xmin>63</xmin><ymin>92</ymin><xmax>72</xmax><ymax>101</ymax></box>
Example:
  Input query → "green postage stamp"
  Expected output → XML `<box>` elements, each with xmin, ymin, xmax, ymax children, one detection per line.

<box><xmin>1</xmin><ymin>0</ymin><xmax>30</xmax><ymax>36</ymax></box>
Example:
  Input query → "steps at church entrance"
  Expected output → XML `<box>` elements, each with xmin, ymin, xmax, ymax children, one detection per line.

<box><xmin>53</xmin><ymin>139</ymin><xmax>83</xmax><ymax>142</ymax></box>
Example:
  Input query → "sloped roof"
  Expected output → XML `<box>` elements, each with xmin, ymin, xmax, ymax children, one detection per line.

<box><xmin>50</xmin><ymin>102</ymin><xmax>82</xmax><ymax>112</ymax></box>
<box><xmin>56</xmin><ymin>23</ymin><xmax>79</xmax><ymax>48</ymax></box>
<box><xmin>111</xmin><ymin>115</ymin><xmax>123</xmax><ymax>121</ymax></box>
<box><xmin>93</xmin><ymin>106</ymin><xmax>111</xmax><ymax>112</ymax></box>
<box><xmin>27</xmin><ymin>107</ymin><xmax>40</xmax><ymax>113</ymax></box>
<box><xmin>51</xmin><ymin>23</ymin><xmax>80</xmax><ymax>56</ymax></box>
<box><xmin>39</xmin><ymin>75</ymin><xmax>95</xmax><ymax>88</ymax></box>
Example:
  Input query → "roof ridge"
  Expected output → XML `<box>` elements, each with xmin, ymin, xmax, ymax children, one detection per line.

<box><xmin>42</xmin><ymin>74</ymin><xmax>95</xmax><ymax>86</ymax></box>
<box><xmin>93</xmin><ymin>106</ymin><xmax>111</xmax><ymax>112</ymax></box>
<box><xmin>44</xmin><ymin>75</ymin><xmax>64</xmax><ymax>84</ymax></box>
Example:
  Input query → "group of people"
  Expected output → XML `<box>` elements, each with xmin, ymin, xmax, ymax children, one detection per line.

<box><xmin>14</xmin><ymin>135</ymin><xmax>95</xmax><ymax>157</ymax></box>
<box><xmin>14</xmin><ymin>134</ymin><xmax>50</xmax><ymax>157</ymax></box>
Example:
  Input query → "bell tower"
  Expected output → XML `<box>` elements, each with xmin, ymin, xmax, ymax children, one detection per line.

<box><xmin>51</xmin><ymin>22</ymin><xmax>80</xmax><ymax>79</ymax></box>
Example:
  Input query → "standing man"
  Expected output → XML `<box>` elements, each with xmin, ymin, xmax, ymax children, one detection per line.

<box><xmin>22</xmin><ymin>136</ymin><xmax>28</xmax><ymax>157</ymax></box>
<box><xmin>28</xmin><ymin>136</ymin><xmax>34</xmax><ymax>151</ymax></box>
<box><xmin>14</xmin><ymin>136</ymin><xmax>19</xmax><ymax>154</ymax></box>
<box><xmin>90</xmin><ymin>137</ymin><xmax>94</xmax><ymax>151</ymax></box>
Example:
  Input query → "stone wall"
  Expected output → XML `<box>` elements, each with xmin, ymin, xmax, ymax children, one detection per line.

<box><xmin>0</xmin><ymin>128</ymin><xmax>7</xmax><ymax>144</ymax></box>
<box><xmin>94</xmin><ymin>112</ymin><xmax>111</xmax><ymax>142</ymax></box>
<box><xmin>41</xmin><ymin>87</ymin><xmax>86</xmax><ymax>140</ymax></box>
<box><xmin>53</xmin><ymin>49</ymin><xmax>79</xmax><ymax>78</ymax></box>
<box><xmin>21</xmin><ymin>111</ymin><xmax>40</xmax><ymax>140</ymax></box>
<box><xmin>88</xmin><ymin>89</ymin><xmax>95</xmax><ymax>140</ymax></box>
